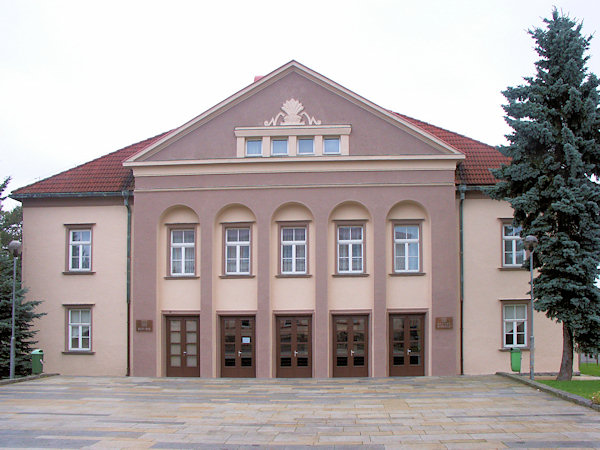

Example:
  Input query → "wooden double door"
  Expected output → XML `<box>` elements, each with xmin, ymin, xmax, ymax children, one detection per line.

<box><xmin>389</xmin><ymin>314</ymin><xmax>425</xmax><ymax>376</ymax></box>
<box><xmin>333</xmin><ymin>315</ymin><xmax>368</xmax><ymax>377</ymax></box>
<box><xmin>221</xmin><ymin>316</ymin><xmax>256</xmax><ymax>378</ymax></box>
<box><xmin>275</xmin><ymin>316</ymin><xmax>312</xmax><ymax>378</ymax></box>
<box><xmin>166</xmin><ymin>316</ymin><xmax>200</xmax><ymax>377</ymax></box>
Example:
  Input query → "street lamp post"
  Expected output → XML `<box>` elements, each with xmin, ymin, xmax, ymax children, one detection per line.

<box><xmin>8</xmin><ymin>240</ymin><xmax>22</xmax><ymax>380</ymax></box>
<box><xmin>524</xmin><ymin>235</ymin><xmax>538</xmax><ymax>381</ymax></box>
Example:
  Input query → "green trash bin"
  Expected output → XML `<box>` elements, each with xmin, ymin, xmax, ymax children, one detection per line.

<box><xmin>31</xmin><ymin>349</ymin><xmax>44</xmax><ymax>375</ymax></box>
<box><xmin>510</xmin><ymin>348</ymin><xmax>521</xmax><ymax>372</ymax></box>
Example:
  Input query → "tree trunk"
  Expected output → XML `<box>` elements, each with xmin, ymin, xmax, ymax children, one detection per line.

<box><xmin>557</xmin><ymin>322</ymin><xmax>573</xmax><ymax>381</ymax></box>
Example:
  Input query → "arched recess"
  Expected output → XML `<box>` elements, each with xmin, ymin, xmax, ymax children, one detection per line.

<box><xmin>386</xmin><ymin>200</ymin><xmax>431</xmax><ymax>309</ymax></box>
<box><xmin>271</xmin><ymin>202</ymin><xmax>315</xmax><ymax>312</ymax></box>
<box><xmin>157</xmin><ymin>204</ymin><xmax>201</xmax><ymax>308</ymax></box>
<box><xmin>328</xmin><ymin>201</ymin><xmax>373</xmax><ymax>310</ymax></box>
<box><xmin>213</xmin><ymin>204</ymin><xmax>258</xmax><ymax>312</ymax></box>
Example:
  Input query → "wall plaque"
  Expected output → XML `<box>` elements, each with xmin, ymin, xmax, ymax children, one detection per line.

<box><xmin>136</xmin><ymin>320</ymin><xmax>153</xmax><ymax>332</ymax></box>
<box><xmin>435</xmin><ymin>317</ymin><xmax>453</xmax><ymax>329</ymax></box>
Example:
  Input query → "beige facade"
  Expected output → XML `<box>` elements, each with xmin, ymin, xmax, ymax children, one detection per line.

<box><xmin>461</xmin><ymin>193</ymin><xmax>563</xmax><ymax>374</ymax></box>
<box><xmin>22</xmin><ymin>199</ymin><xmax>128</xmax><ymax>376</ymax></box>
<box><xmin>14</xmin><ymin>61</ymin><xmax>566</xmax><ymax>378</ymax></box>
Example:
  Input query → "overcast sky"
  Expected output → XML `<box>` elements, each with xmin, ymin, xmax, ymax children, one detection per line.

<box><xmin>2</xmin><ymin>0</ymin><xmax>600</xmax><ymax>208</ymax></box>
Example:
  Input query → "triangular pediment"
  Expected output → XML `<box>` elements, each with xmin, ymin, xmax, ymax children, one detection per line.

<box><xmin>126</xmin><ymin>61</ymin><xmax>464</xmax><ymax>164</ymax></box>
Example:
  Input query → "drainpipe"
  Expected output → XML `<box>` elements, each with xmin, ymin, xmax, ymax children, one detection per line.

<box><xmin>122</xmin><ymin>190</ymin><xmax>132</xmax><ymax>377</ymax></box>
<box><xmin>458</xmin><ymin>184</ymin><xmax>466</xmax><ymax>376</ymax></box>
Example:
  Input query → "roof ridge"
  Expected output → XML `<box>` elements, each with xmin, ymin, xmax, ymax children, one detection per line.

<box><xmin>391</xmin><ymin>111</ymin><xmax>498</xmax><ymax>149</ymax></box>
<box><xmin>12</xmin><ymin>131</ymin><xmax>171</xmax><ymax>195</ymax></box>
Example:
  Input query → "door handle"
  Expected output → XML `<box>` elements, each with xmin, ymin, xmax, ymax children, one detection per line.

<box><xmin>294</xmin><ymin>350</ymin><xmax>298</xmax><ymax>357</ymax></box>
<box><xmin>407</xmin><ymin>349</ymin><xmax>411</xmax><ymax>354</ymax></box>
<box><xmin>183</xmin><ymin>351</ymin><xmax>187</xmax><ymax>355</ymax></box>
<box><xmin>238</xmin><ymin>351</ymin><xmax>242</xmax><ymax>357</ymax></box>
<box><xmin>350</xmin><ymin>349</ymin><xmax>355</xmax><ymax>356</ymax></box>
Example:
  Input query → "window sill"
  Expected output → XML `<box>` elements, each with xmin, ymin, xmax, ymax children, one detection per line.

<box><xmin>276</xmin><ymin>274</ymin><xmax>312</xmax><ymax>278</ymax></box>
<box><xmin>332</xmin><ymin>273</ymin><xmax>369</xmax><ymax>278</ymax></box>
<box><xmin>389</xmin><ymin>272</ymin><xmax>426</xmax><ymax>277</ymax></box>
<box><xmin>499</xmin><ymin>347</ymin><xmax>530</xmax><ymax>352</ymax></box>
<box><xmin>62</xmin><ymin>351</ymin><xmax>95</xmax><ymax>355</ymax></box>
<box><xmin>219</xmin><ymin>274</ymin><xmax>255</xmax><ymax>279</ymax></box>
<box><xmin>62</xmin><ymin>271</ymin><xmax>95</xmax><ymax>275</ymax></box>
<box><xmin>164</xmin><ymin>276</ymin><xmax>200</xmax><ymax>280</ymax></box>
<box><xmin>498</xmin><ymin>267</ymin><xmax>525</xmax><ymax>271</ymax></box>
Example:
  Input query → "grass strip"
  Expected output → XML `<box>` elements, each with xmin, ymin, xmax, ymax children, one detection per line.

<box><xmin>538</xmin><ymin>379</ymin><xmax>600</xmax><ymax>400</ymax></box>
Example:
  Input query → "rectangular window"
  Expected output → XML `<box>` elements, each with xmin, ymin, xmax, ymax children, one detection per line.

<box><xmin>503</xmin><ymin>304</ymin><xmax>527</xmax><ymax>348</ymax></box>
<box><xmin>68</xmin><ymin>308</ymin><xmax>92</xmax><ymax>351</ymax></box>
<box><xmin>246</xmin><ymin>139</ymin><xmax>262</xmax><ymax>156</ymax></box>
<box><xmin>394</xmin><ymin>225</ymin><xmax>420</xmax><ymax>272</ymax></box>
<box><xmin>225</xmin><ymin>227</ymin><xmax>251</xmax><ymax>275</ymax></box>
<box><xmin>503</xmin><ymin>224</ymin><xmax>525</xmax><ymax>266</ymax></box>
<box><xmin>69</xmin><ymin>229</ymin><xmax>92</xmax><ymax>271</ymax></box>
<box><xmin>271</xmin><ymin>138</ymin><xmax>288</xmax><ymax>156</ymax></box>
<box><xmin>281</xmin><ymin>227</ymin><xmax>307</xmax><ymax>274</ymax></box>
<box><xmin>170</xmin><ymin>229</ymin><xmax>195</xmax><ymax>276</ymax></box>
<box><xmin>297</xmin><ymin>137</ymin><xmax>314</xmax><ymax>155</ymax></box>
<box><xmin>337</xmin><ymin>225</ymin><xmax>363</xmax><ymax>273</ymax></box>
<box><xmin>324</xmin><ymin>137</ymin><xmax>341</xmax><ymax>154</ymax></box>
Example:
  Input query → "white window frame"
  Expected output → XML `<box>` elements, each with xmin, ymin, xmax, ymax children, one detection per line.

<box><xmin>170</xmin><ymin>229</ymin><xmax>195</xmax><ymax>276</ymax></box>
<box><xmin>337</xmin><ymin>225</ymin><xmax>364</xmax><ymax>274</ymax></box>
<box><xmin>281</xmin><ymin>226</ymin><xmax>307</xmax><ymax>274</ymax></box>
<box><xmin>503</xmin><ymin>224</ymin><xmax>526</xmax><ymax>267</ymax></box>
<box><xmin>69</xmin><ymin>229</ymin><xmax>92</xmax><ymax>271</ymax></box>
<box><xmin>271</xmin><ymin>138</ymin><xmax>288</xmax><ymax>156</ymax></box>
<box><xmin>68</xmin><ymin>308</ymin><xmax>92</xmax><ymax>351</ymax></box>
<box><xmin>297</xmin><ymin>137</ymin><xmax>314</xmax><ymax>155</ymax></box>
<box><xmin>394</xmin><ymin>224</ymin><xmax>420</xmax><ymax>272</ymax></box>
<box><xmin>225</xmin><ymin>227</ymin><xmax>251</xmax><ymax>275</ymax></box>
<box><xmin>503</xmin><ymin>303</ymin><xmax>528</xmax><ymax>348</ymax></box>
<box><xmin>246</xmin><ymin>139</ymin><xmax>262</xmax><ymax>157</ymax></box>
<box><xmin>323</xmin><ymin>136</ymin><xmax>341</xmax><ymax>154</ymax></box>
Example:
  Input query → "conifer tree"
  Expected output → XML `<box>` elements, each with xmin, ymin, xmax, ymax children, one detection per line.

<box><xmin>0</xmin><ymin>177</ymin><xmax>44</xmax><ymax>377</ymax></box>
<box><xmin>487</xmin><ymin>10</ymin><xmax>600</xmax><ymax>380</ymax></box>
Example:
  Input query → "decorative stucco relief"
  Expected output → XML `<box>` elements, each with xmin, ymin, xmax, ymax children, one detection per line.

<box><xmin>264</xmin><ymin>99</ymin><xmax>322</xmax><ymax>126</ymax></box>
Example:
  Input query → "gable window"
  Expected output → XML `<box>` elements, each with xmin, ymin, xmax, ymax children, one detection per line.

<box><xmin>337</xmin><ymin>225</ymin><xmax>364</xmax><ymax>273</ymax></box>
<box><xmin>394</xmin><ymin>224</ymin><xmax>420</xmax><ymax>272</ymax></box>
<box><xmin>170</xmin><ymin>229</ymin><xmax>195</xmax><ymax>276</ymax></box>
<box><xmin>225</xmin><ymin>227</ymin><xmax>251</xmax><ymax>275</ymax></box>
<box><xmin>271</xmin><ymin>138</ymin><xmax>288</xmax><ymax>156</ymax></box>
<box><xmin>246</xmin><ymin>139</ymin><xmax>262</xmax><ymax>156</ymax></box>
<box><xmin>503</xmin><ymin>224</ymin><xmax>525</xmax><ymax>267</ymax></box>
<box><xmin>69</xmin><ymin>228</ymin><xmax>92</xmax><ymax>271</ymax></box>
<box><xmin>503</xmin><ymin>304</ymin><xmax>527</xmax><ymax>348</ymax></box>
<box><xmin>297</xmin><ymin>137</ymin><xmax>314</xmax><ymax>155</ymax></box>
<box><xmin>68</xmin><ymin>307</ymin><xmax>92</xmax><ymax>351</ymax></box>
<box><xmin>281</xmin><ymin>226</ymin><xmax>307</xmax><ymax>274</ymax></box>
<box><xmin>323</xmin><ymin>137</ymin><xmax>341</xmax><ymax>154</ymax></box>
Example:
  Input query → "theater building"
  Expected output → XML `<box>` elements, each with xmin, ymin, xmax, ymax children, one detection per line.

<box><xmin>12</xmin><ymin>61</ymin><xmax>564</xmax><ymax>378</ymax></box>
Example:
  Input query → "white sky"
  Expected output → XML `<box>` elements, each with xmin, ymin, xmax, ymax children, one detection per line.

<box><xmin>1</xmin><ymin>0</ymin><xmax>600</xmax><ymax>208</ymax></box>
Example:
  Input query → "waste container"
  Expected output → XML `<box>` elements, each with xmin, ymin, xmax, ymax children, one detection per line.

<box><xmin>510</xmin><ymin>348</ymin><xmax>521</xmax><ymax>372</ymax></box>
<box><xmin>31</xmin><ymin>349</ymin><xmax>44</xmax><ymax>375</ymax></box>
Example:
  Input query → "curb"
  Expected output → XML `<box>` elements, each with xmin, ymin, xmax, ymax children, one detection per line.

<box><xmin>497</xmin><ymin>372</ymin><xmax>600</xmax><ymax>412</ymax></box>
<box><xmin>0</xmin><ymin>373</ymin><xmax>59</xmax><ymax>386</ymax></box>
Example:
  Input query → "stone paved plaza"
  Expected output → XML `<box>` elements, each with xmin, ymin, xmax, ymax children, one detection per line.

<box><xmin>0</xmin><ymin>375</ymin><xmax>598</xmax><ymax>448</ymax></box>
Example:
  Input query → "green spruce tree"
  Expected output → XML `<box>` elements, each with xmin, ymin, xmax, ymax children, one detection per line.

<box><xmin>0</xmin><ymin>177</ymin><xmax>44</xmax><ymax>377</ymax></box>
<box><xmin>487</xmin><ymin>10</ymin><xmax>600</xmax><ymax>380</ymax></box>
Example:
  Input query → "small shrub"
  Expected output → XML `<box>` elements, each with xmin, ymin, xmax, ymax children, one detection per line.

<box><xmin>592</xmin><ymin>391</ymin><xmax>600</xmax><ymax>405</ymax></box>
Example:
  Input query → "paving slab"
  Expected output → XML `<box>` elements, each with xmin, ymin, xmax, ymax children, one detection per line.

<box><xmin>0</xmin><ymin>375</ymin><xmax>598</xmax><ymax>448</ymax></box>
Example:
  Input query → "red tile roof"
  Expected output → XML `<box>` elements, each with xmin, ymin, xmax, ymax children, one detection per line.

<box><xmin>11</xmin><ymin>132</ymin><xmax>170</xmax><ymax>197</ymax></box>
<box><xmin>12</xmin><ymin>115</ymin><xmax>509</xmax><ymax>198</ymax></box>
<box><xmin>393</xmin><ymin>113</ymin><xmax>510</xmax><ymax>185</ymax></box>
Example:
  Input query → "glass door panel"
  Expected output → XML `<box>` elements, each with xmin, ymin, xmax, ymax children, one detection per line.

<box><xmin>276</xmin><ymin>316</ymin><xmax>312</xmax><ymax>378</ymax></box>
<box><xmin>333</xmin><ymin>315</ymin><xmax>368</xmax><ymax>377</ymax></box>
<box><xmin>389</xmin><ymin>314</ymin><xmax>424</xmax><ymax>376</ymax></box>
<box><xmin>166</xmin><ymin>317</ymin><xmax>200</xmax><ymax>377</ymax></box>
